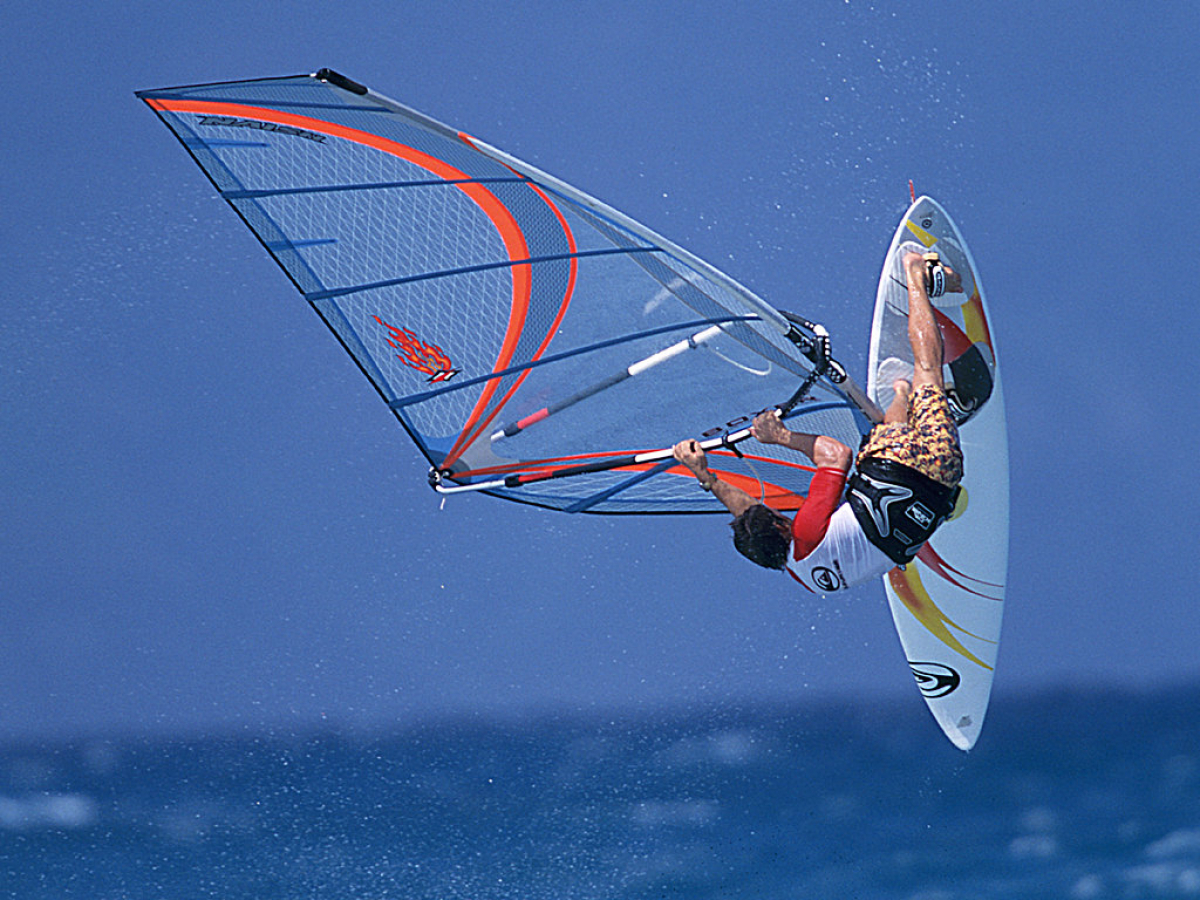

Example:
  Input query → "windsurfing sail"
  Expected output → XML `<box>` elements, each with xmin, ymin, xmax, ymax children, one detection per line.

<box><xmin>138</xmin><ymin>70</ymin><xmax>877</xmax><ymax>514</ymax></box>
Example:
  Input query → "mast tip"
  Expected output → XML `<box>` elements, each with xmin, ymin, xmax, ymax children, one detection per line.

<box><xmin>316</xmin><ymin>68</ymin><xmax>368</xmax><ymax>95</ymax></box>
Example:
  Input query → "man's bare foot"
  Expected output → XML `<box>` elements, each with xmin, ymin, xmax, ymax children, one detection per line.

<box><xmin>904</xmin><ymin>251</ymin><xmax>964</xmax><ymax>294</ymax></box>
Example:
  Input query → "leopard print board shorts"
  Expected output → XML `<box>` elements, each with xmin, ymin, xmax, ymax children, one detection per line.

<box><xmin>857</xmin><ymin>384</ymin><xmax>964</xmax><ymax>488</ymax></box>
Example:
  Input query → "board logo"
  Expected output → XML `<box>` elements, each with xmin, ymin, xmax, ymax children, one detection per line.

<box><xmin>375</xmin><ymin>316</ymin><xmax>460</xmax><ymax>383</ymax></box>
<box><xmin>909</xmin><ymin>662</ymin><xmax>960</xmax><ymax>698</ymax></box>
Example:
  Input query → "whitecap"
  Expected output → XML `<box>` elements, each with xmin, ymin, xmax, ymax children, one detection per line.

<box><xmin>1122</xmin><ymin>862</ymin><xmax>1200</xmax><ymax>894</ymax></box>
<box><xmin>630</xmin><ymin>798</ymin><xmax>719</xmax><ymax>828</ymax></box>
<box><xmin>1069</xmin><ymin>873</ymin><xmax>1104</xmax><ymax>899</ymax></box>
<box><xmin>0</xmin><ymin>793</ymin><xmax>98</xmax><ymax>831</ymax></box>
<box><xmin>1146</xmin><ymin>828</ymin><xmax>1200</xmax><ymax>859</ymax></box>
<box><xmin>1009</xmin><ymin>833</ymin><xmax>1058</xmax><ymax>860</ymax></box>
<box><xmin>658</xmin><ymin>728</ymin><xmax>762</xmax><ymax>767</ymax></box>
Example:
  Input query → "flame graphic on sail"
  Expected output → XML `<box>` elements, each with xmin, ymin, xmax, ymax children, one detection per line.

<box><xmin>375</xmin><ymin>316</ymin><xmax>459</xmax><ymax>383</ymax></box>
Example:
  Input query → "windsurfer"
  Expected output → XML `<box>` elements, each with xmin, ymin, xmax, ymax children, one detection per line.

<box><xmin>673</xmin><ymin>249</ymin><xmax>965</xmax><ymax>591</ymax></box>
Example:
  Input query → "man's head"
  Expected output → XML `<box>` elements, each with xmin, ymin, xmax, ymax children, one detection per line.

<box><xmin>730</xmin><ymin>504</ymin><xmax>792</xmax><ymax>570</ymax></box>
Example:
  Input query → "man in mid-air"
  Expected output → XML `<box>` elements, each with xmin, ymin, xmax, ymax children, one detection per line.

<box><xmin>673</xmin><ymin>246</ymin><xmax>964</xmax><ymax>592</ymax></box>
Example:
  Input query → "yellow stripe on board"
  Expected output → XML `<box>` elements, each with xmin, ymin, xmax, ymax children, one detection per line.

<box><xmin>962</xmin><ymin>290</ymin><xmax>992</xmax><ymax>349</ymax></box>
<box><xmin>905</xmin><ymin>219</ymin><xmax>938</xmax><ymax>248</ymax></box>
<box><xmin>887</xmin><ymin>566</ymin><xmax>994</xmax><ymax>670</ymax></box>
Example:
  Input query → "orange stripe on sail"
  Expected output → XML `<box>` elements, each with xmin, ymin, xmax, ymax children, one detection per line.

<box><xmin>442</xmin><ymin>170</ymin><xmax>579</xmax><ymax>465</ymax></box>
<box><xmin>146</xmin><ymin>99</ymin><xmax>533</xmax><ymax>471</ymax></box>
<box><xmin>456</xmin><ymin>454</ymin><xmax>808</xmax><ymax>509</ymax></box>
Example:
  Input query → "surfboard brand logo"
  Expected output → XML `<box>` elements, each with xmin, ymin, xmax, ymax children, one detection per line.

<box><xmin>375</xmin><ymin>316</ymin><xmax>460</xmax><ymax>383</ymax></box>
<box><xmin>197</xmin><ymin>115</ymin><xmax>327</xmax><ymax>143</ymax></box>
<box><xmin>909</xmin><ymin>662</ymin><xmax>960</xmax><ymax>697</ymax></box>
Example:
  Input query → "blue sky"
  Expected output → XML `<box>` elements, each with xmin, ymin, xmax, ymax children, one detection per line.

<box><xmin>2</xmin><ymin>1</ymin><xmax>1197</xmax><ymax>741</ymax></box>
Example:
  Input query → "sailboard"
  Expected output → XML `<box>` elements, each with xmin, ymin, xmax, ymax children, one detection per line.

<box><xmin>868</xmin><ymin>195</ymin><xmax>1008</xmax><ymax>751</ymax></box>
<box><xmin>137</xmin><ymin>69</ymin><xmax>878</xmax><ymax>515</ymax></box>
<box><xmin>137</xmin><ymin>72</ymin><xmax>1003</xmax><ymax>749</ymax></box>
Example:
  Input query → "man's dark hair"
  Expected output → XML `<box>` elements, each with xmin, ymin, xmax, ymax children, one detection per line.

<box><xmin>730</xmin><ymin>504</ymin><xmax>791</xmax><ymax>570</ymax></box>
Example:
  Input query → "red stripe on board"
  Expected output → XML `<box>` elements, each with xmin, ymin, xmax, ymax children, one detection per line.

<box><xmin>934</xmin><ymin>307</ymin><xmax>973</xmax><ymax>365</ymax></box>
<box><xmin>916</xmin><ymin>543</ymin><xmax>1004</xmax><ymax>599</ymax></box>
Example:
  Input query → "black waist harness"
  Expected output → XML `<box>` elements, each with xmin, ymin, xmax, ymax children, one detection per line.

<box><xmin>846</xmin><ymin>456</ymin><xmax>960</xmax><ymax>565</ymax></box>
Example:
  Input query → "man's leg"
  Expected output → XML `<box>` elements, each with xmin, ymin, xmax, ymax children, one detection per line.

<box><xmin>903</xmin><ymin>252</ymin><xmax>951</xmax><ymax>389</ymax></box>
<box><xmin>889</xmin><ymin>252</ymin><xmax>965</xmax><ymax>488</ymax></box>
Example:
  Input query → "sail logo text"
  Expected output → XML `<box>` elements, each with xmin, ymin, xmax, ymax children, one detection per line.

<box><xmin>197</xmin><ymin>115</ymin><xmax>327</xmax><ymax>143</ymax></box>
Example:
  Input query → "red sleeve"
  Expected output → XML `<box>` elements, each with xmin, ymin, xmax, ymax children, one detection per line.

<box><xmin>792</xmin><ymin>467</ymin><xmax>849</xmax><ymax>559</ymax></box>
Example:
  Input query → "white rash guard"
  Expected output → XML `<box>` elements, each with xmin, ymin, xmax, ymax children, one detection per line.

<box><xmin>788</xmin><ymin>503</ymin><xmax>894</xmax><ymax>594</ymax></box>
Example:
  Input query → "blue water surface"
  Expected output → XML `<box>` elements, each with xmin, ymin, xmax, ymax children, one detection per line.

<box><xmin>3</xmin><ymin>685</ymin><xmax>1199</xmax><ymax>899</ymax></box>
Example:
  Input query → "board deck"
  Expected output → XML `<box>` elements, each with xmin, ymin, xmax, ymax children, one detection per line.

<box><xmin>868</xmin><ymin>195</ymin><xmax>1008</xmax><ymax>751</ymax></box>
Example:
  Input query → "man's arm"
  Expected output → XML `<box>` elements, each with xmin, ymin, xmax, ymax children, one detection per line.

<box><xmin>672</xmin><ymin>439</ymin><xmax>759</xmax><ymax>518</ymax></box>
<box><xmin>750</xmin><ymin>411</ymin><xmax>852</xmax><ymax>472</ymax></box>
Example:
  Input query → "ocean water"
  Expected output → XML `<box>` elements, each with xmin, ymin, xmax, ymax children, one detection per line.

<box><xmin>3</xmin><ymin>685</ymin><xmax>1199</xmax><ymax>900</ymax></box>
